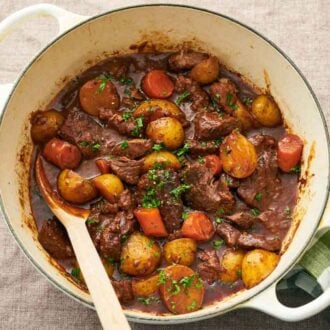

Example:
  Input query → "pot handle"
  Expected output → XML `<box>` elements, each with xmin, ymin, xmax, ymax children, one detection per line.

<box><xmin>242</xmin><ymin>197</ymin><xmax>330</xmax><ymax>321</ymax></box>
<box><xmin>0</xmin><ymin>3</ymin><xmax>88</xmax><ymax>39</ymax></box>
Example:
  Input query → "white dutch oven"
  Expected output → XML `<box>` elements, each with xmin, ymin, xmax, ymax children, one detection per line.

<box><xmin>0</xmin><ymin>4</ymin><xmax>329</xmax><ymax>324</ymax></box>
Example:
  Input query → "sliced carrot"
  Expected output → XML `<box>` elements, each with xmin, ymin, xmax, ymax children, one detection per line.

<box><xmin>277</xmin><ymin>134</ymin><xmax>303</xmax><ymax>172</ymax></box>
<box><xmin>134</xmin><ymin>208</ymin><xmax>168</xmax><ymax>237</ymax></box>
<box><xmin>181</xmin><ymin>212</ymin><xmax>215</xmax><ymax>241</ymax></box>
<box><xmin>159</xmin><ymin>265</ymin><xmax>205</xmax><ymax>314</ymax></box>
<box><xmin>95</xmin><ymin>159</ymin><xmax>110</xmax><ymax>174</ymax></box>
<box><xmin>205</xmin><ymin>155</ymin><xmax>222</xmax><ymax>175</ymax></box>
<box><xmin>141</xmin><ymin>70</ymin><xmax>174</xmax><ymax>99</ymax></box>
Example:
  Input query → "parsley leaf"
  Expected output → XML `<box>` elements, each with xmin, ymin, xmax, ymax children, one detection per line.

<box><xmin>71</xmin><ymin>268</ymin><xmax>81</xmax><ymax>279</ymax></box>
<box><xmin>96</xmin><ymin>73</ymin><xmax>114</xmax><ymax>93</ymax></box>
<box><xmin>243</xmin><ymin>97</ymin><xmax>253</xmax><ymax>106</ymax></box>
<box><xmin>213</xmin><ymin>239</ymin><xmax>224</xmax><ymax>249</ymax></box>
<box><xmin>86</xmin><ymin>218</ymin><xmax>98</xmax><ymax>225</ymax></box>
<box><xmin>170</xmin><ymin>184</ymin><xmax>191</xmax><ymax>199</ymax></box>
<box><xmin>255</xmin><ymin>192</ymin><xmax>263</xmax><ymax>202</ymax></box>
<box><xmin>250</xmin><ymin>208</ymin><xmax>261</xmax><ymax>217</ymax></box>
<box><xmin>120</xmin><ymin>140</ymin><xmax>129</xmax><ymax>150</ymax></box>
<box><xmin>175</xmin><ymin>143</ymin><xmax>190</xmax><ymax>157</ymax></box>
<box><xmin>122</xmin><ymin>111</ymin><xmax>132</xmax><ymax>121</ymax></box>
<box><xmin>186</xmin><ymin>299</ymin><xmax>197</xmax><ymax>311</ymax></box>
<box><xmin>158</xmin><ymin>269</ymin><xmax>166</xmax><ymax>285</ymax></box>
<box><xmin>198</xmin><ymin>156</ymin><xmax>205</xmax><ymax>164</ymax></box>
<box><xmin>119</xmin><ymin>76</ymin><xmax>133</xmax><ymax>85</ymax></box>
<box><xmin>176</xmin><ymin>91</ymin><xmax>191</xmax><ymax>105</ymax></box>
<box><xmin>290</xmin><ymin>165</ymin><xmax>301</xmax><ymax>174</ymax></box>
<box><xmin>152</xmin><ymin>143</ymin><xmax>164</xmax><ymax>152</ymax></box>
<box><xmin>226</xmin><ymin>92</ymin><xmax>238</xmax><ymax>111</ymax></box>
<box><xmin>131</xmin><ymin>116</ymin><xmax>144</xmax><ymax>137</ymax></box>
<box><xmin>142</xmin><ymin>188</ymin><xmax>161</xmax><ymax>208</ymax></box>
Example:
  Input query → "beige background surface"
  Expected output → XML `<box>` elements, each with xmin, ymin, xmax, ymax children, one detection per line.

<box><xmin>0</xmin><ymin>0</ymin><xmax>329</xmax><ymax>329</ymax></box>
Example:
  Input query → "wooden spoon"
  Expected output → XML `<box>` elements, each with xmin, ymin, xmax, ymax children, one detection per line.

<box><xmin>35</xmin><ymin>155</ymin><xmax>131</xmax><ymax>330</ymax></box>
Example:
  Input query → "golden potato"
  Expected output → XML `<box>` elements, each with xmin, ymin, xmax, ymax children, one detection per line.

<box><xmin>57</xmin><ymin>169</ymin><xmax>98</xmax><ymax>204</ymax></box>
<box><xmin>219</xmin><ymin>249</ymin><xmax>245</xmax><ymax>283</ymax></box>
<box><xmin>120</xmin><ymin>232</ymin><xmax>161</xmax><ymax>276</ymax></box>
<box><xmin>242</xmin><ymin>249</ymin><xmax>280</xmax><ymax>288</ymax></box>
<box><xmin>133</xmin><ymin>99</ymin><xmax>185</xmax><ymax>123</ymax></box>
<box><xmin>31</xmin><ymin>110</ymin><xmax>64</xmax><ymax>144</ymax></box>
<box><xmin>146</xmin><ymin>117</ymin><xmax>184</xmax><ymax>150</ymax></box>
<box><xmin>92</xmin><ymin>174</ymin><xmax>124</xmax><ymax>202</ymax></box>
<box><xmin>163</xmin><ymin>238</ymin><xmax>197</xmax><ymax>266</ymax></box>
<box><xmin>252</xmin><ymin>95</ymin><xmax>282</xmax><ymax>127</ymax></box>
<box><xmin>190</xmin><ymin>56</ymin><xmax>220</xmax><ymax>85</ymax></box>
<box><xmin>220</xmin><ymin>130</ymin><xmax>257</xmax><ymax>178</ymax></box>
<box><xmin>132</xmin><ymin>274</ymin><xmax>159</xmax><ymax>296</ymax></box>
<box><xmin>233</xmin><ymin>101</ymin><xmax>255</xmax><ymax>131</ymax></box>
<box><xmin>143</xmin><ymin>151</ymin><xmax>181</xmax><ymax>172</ymax></box>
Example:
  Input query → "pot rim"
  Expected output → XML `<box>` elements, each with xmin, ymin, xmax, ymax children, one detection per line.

<box><xmin>0</xmin><ymin>3</ymin><xmax>329</xmax><ymax>324</ymax></box>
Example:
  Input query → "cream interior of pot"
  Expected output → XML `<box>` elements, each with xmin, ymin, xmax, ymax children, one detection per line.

<box><xmin>0</xmin><ymin>5</ymin><xmax>328</xmax><ymax>323</ymax></box>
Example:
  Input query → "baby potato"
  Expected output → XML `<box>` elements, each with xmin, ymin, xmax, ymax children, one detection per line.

<box><xmin>92</xmin><ymin>174</ymin><xmax>124</xmax><ymax>202</ymax></box>
<box><xmin>31</xmin><ymin>110</ymin><xmax>64</xmax><ymax>144</ymax></box>
<box><xmin>219</xmin><ymin>249</ymin><xmax>245</xmax><ymax>283</ymax></box>
<box><xmin>190</xmin><ymin>56</ymin><xmax>220</xmax><ymax>85</ymax></box>
<box><xmin>133</xmin><ymin>99</ymin><xmax>184</xmax><ymax>123</ymax></box>
<box><xmin>57</xmin><ymin>169</ymin><xmax>98</xmax><ymax>204</ymax></box>
<box><xmin>120</xmin><ymin>232</ymin><xmax>161</xmax><ymax>276</ymax></box>
<box><xmin>233</xmin><ymin>101</ymin><xmax>255</xmax><ymax>131</ymax></box>
<box><xmin>251</xmin><ymin>95</ymin><xmax>282</xmax><ymax>127</ymax></box>
<box><xmin>143</xmin><ymin>151</ymin><xmax>181</xmax><ymax>172</ymax></box>
<box><xmin>132</xmin><ymin>274</ymin><xmax>159</xmax><ymax>296</ymax></box>
<box><xmin>146</xmin><ymin>117</ymin><xmax>184</xmax><ymax>150</ymax></box>
<box><xmin>242</xmin><ymin>249</ymin><xmax>280</xmax><ymax>288</ymax></box>
<box><xmin>220</xmin><ymin>130</ymin><xmax>257</xmax><ymax>178</ymax></box>
<box><xmin>163</xmin><ymin>238</ymin><xmax>197</xmax><ymax>266</ymax></box>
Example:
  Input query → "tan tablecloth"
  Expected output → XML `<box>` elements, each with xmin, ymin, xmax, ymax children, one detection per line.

<box><xmin>0</xmin><ymin>0</ymin><xmax>329</xmax><ymax>329</ymax></box>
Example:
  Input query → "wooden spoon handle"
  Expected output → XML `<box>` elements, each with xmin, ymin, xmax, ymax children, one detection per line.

<box><xmin>65</xmin><ymin>220</ymin><xmax>131</xmax><ymax>330</ymax></box>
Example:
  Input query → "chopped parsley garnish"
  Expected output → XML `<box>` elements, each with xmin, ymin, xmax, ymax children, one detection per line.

<box><xmin>186</xmin><ymin>299</ymin><xmax>197</xmax><ymax>311</ymax></box>
<box><xmin>105</xmin><ymin>257</ymin><xmax>115</xmax><ymax>265</ymax></box>
<box><xmin>122</xmin><ymin>111</ymin><xmax>132</xmax><ymax>121</ymax></box>
<box><xmin>147</xmin><ymin>239</ymin><xmax>155</xmax><ymax>248</ymax></box>
<box><xmin>215</xmin><ymin>217</ymin><xmax>224</xmax><ymax>224</ymax></box>
<box><xmin>157</xmin><ymin>269</ymin><xmax>166</xmax><ymax>285</ymax></box>
<box><xmin>131</xmin><ymin>116</ymin><xmax>144</xmax><ymax>137</ymax></box>
<box><xmin>119</xmin><ymin>76</ymin><xmax>133</xmax><ymax>85</ymax></box>
<box><xmin>226</xmin><ymin>92</ymin><xmax>238</xmax><ymax>111</ymax></box>
<box><xmin>147</xmin><ymin>169</ymin><xmax>158</xmax><ymax>181</ymax></box>
<box><xmin>284</xmin><ymin>206</ymin><xmax>291</xmax><ymax>215</ymax></box>
<box><xmin>213</xmin><ymin>239</ymin><xmax>224</xmax><ymax>249</ymax></box>
<box><xmin>175</xmin><ymin>143</ymin><xmax>190</xmax><ymax>157</ymax></box>
<box><xmin>179</xmin><ymin>275</ymin><xmax>194</xmax><ymax>290</ymax></box>
<box><xmin>142</xmin><ymin>188</ymin><xmax>161</xmax><ymax>208</ymax></box>
<box><xmin>290</xmin><ymin>165</ymin><xmax>301</xmax><ymax>174</ymax></box>
<box><xmin>71</xmin><ymin>268</ymin><xmax>81</xmax><ymax>279</ymax></box>
<box><xmin>170</xmin><ymin>184</ymin><xmax>191</xmax><ymax>199</ymax></box>
<box><xmin>152</xmin><ymin>143</ymin><xmax>164</xmax><ymax>152</ymax></box>
<box><xmin>216</xmin><ymin>208</ymin><xmax>225</xmax><ymax>216</ymax></box>
<box><xmin>255</xmin><ymin>192</ymin><xmax>263</xmax><ymax>202</ymax></box>
<box><xmin>215</xmin><ymin>138</ymin><xmax>223</xmax><ymax>147</ymax></box>
<box><xmin>86</xmin><ymin>218</ymin><xmax>98</xmax><ymax>225</ymax></box>
<box><xmin>96</xmin><ymin>73</ymin><xmax>114</xmax><ymax>93</ymax></box>
<box><xmin>137</xmin><ymin>297</ymin><xmax>160</xmax><ymax>305</ymax></box>
<box><xmin>79</xmin><ymin>141</ymin><xmax>101</xmax><ymax>152</ymax></box>
<box><xmin>243</xmin><ymin>97</ymin><xmax>253</xmax><ymax>106</ymax></box>
<box><xmin>176</xmin><ymin>91</ymin><xmax>191</xmax><ymax>105</ymax></box>
<box><xmin>182</xmin><ymin>211</ymin><xmax>189</xmax><ymax>220</ymax></box>
<box><xmin>168</xmin><ymin>280</ymin><xmax>180</xmax><ymax>295</ymax></box>
<box><xmin>236</xmin><ymin>269</ymin><xmax>242</xmax><ymax>278</ymax></box>
<box><xmin>120</xmin><ymin>140</ymin><xmax>129</xmax><ymax>150</ymax></box>
<box><xmin>197</xmin><ymin>156</ymin><xmax>205</xmax><ymax>164</ymax></box>
<box><xmin>250</xmin><ymin>208</ymin><xmax>261</xmax><ymax>217</ymax></box>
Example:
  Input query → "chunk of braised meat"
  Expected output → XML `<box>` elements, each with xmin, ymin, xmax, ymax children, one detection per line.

<box><xmin>175</xmin><ymin>75</ymin><xmax>209</xmax><ymax>111</ymax></box>
<box><xmin>186</xmin><ymin>139</ymin><xmax>219</xmax><ymax>157</ymax></box>
<box><xmin>111</xmin><ymin>139</ymin><xmax>153</xmax><ymax>159</ymax></box>
<box><xmin>168</xmin><ymin>50</ymin><xmax>208</xmax><ymax>72</ymax></box>
<box><xmin>220</xmin><ymin>173</ymin><xmax>240</xmax><ymax>189</ymax></box>
<box><xmin>103</xmin><ymin>57</ymin><xmax>129</xmax><ymax>79</ymax></box>
<box><xmin>237</xmin><ymin>135</ymin><xmax>281</xmax><ymax>210</ymax></box>
<box><xmin>99</xmin><ymin>108</ymin><xmax>138</xmax><ymax>136</ymax></box>
<box><xmin>194</xmin><ymin>112</ymin><xmax>239</xmax><ymax>140</ymax></box>
<box><xmin>121</xmin><ymin>85</ymin><xmax>145</xmax><ymax>109</ymax></box>
<box><xmin>216</xmin><ymin>222</ymin><xmax>241</xmax><ymax>247</ymax></box>
<box><xmin>118</xmin><ymin>189</ymin><xmax>136</xmax><ymax>211</ymax></box>
<box><xmin>225</xmin><ymin>211</ymin><xmax>256</xmax><ymax>229</ymax></box>
<box><xmin>209</xmin><ymin>78</ymin><xmax>239</xmax><ymax>114</ymax></box>
<box><xmin>137</xmin><ymin>169</ymin><xmax>183</xmax><ymax>233</ymax></box>
<box><xmin>258</xmin><ymin>210</ymin><xmax>291</xmax><ymax>236</ymax></box>
<box><xmin>38</xmin><ymin>219</ymin><xmax>74</xmax><ymax>259</ymax></box>
<box><xmin>59</xmin><ymin>108</ymin><xmax>120</xmax><ymax>158</ymax></box>
<box><xmin>237</xmin><ymin>232</ymin><xmax>281</xmax><ymax>252</ymax></box>
<box><xmin>98</xmin><ymin>211</ymin><xmax>136</xmax><ymax>260</ymax></box>
<box><xmin>197</xmin><ymin>249</ymin><xmax>221</xmax><ymax>284</ymax></box>
<box><xmin>111</xmin><ymin>279</ymin><xmax>134</xmax><ymax>304</ymax></box>
<box><xmin>109</xmin><ymin>157</ymin><xmax>143</xmax><ymax>185</ymax></box>
<box><xmin>182</xmin><ymin>163</ymin><xmax>235</xmax><ymax>213</ymax></box>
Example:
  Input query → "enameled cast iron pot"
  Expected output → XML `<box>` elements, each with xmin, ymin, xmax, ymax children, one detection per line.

<box><xmin>0</xmin><ymin>4</ymin><xmax>329</xmax><ymax>324</ymax></box>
